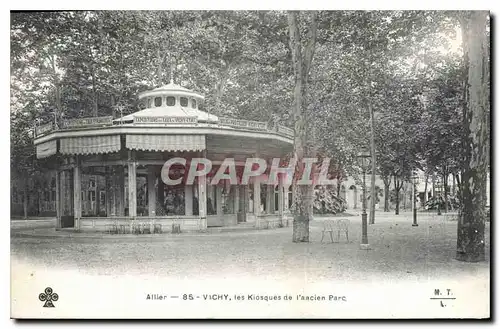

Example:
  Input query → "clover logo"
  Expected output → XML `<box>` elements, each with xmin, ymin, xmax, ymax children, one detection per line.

<box><xmin>39</xmin><ymin>287</ymin><xmax>58</xmax><ymax>307</ymax></box>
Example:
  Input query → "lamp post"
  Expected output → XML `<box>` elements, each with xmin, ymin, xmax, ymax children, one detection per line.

<box><xmin>412</xmin><ymin>173</ymin><xmax>418</xmax><ymax>227</ymax></box>
<box><xmin>357</xmin><ymin>148</ymin><xmax>370</xmax><ymax>249</ymax></box>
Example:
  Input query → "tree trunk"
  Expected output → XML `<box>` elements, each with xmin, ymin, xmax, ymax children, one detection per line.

<box><xmin>402</xmin><ymin>182</ymin><xmax>407</xmax><ymax>210</ymax></box>
<box><xmin>384</xmin><ymin>183</ymin><xmax>390</xmax><ymax>212</ymax></box>
<box><xmin>452</xmin><ymin>173</ymin><xmax>456</xmax><ymax>196</ymax></box>
<box><xmin>393</xmin><ymin>176</ymin><xmax>400</xmax><ymax>215</ymax></box>
<box><xmin>456</xmin><ymin>11</ymin><xmax>489</xmax><ymax>262</ymax></box>
<box><xmin>383</xmin><ymin>175</ymin><xmax>391</xmax><ymax>212</ymax></box>
<box><xmin>443</xmin><ymin>173</ymin><xmax>449</xmax><ymax>213</ymax></box>
<box><xmin>432</xmin><ymin>174</ymin><xmax>436</xmax><ymax>198</ymax></box>
<box><xmin>423</xmin><ymin>171</ymin><xmax>429</xmax><ymax>205</ymax></box>
<box><xmin>369</xmin><ymin>94</ymin><xmax>377</xmax><ymax>224</ymax></box>
<box><xmin>91</xmin><ymin>66</ymin><xmax>98</xmax><ymax>117</ymax></box>
<box><xmin>287</xmin><ymin>11</ymin><xmax>318</xmax><ymax>243</ymax></box>
<box><xmin>455</xmin><ymin>173</ymin><xmax>462</xmax><ymax>190</ymax></box>
<box><xmin>157</xmin><ymin>48</ymin><xmax>163</xmax><ymax>85</ymax></box>
<box><xmin>23</xmin><ymin>178</ymin><xmax>28</xmax><ymax>219</ymax></box>
<box><xmin>336</xmin><ymin>173</ymin><xmax>343</xmax><ymax>197</ymax></box>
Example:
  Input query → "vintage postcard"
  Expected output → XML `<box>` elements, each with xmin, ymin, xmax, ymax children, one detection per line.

<box><xmin>10</xmin><ymin>9</ymin><xmax>490</xmax><ymax>319</ymax></box>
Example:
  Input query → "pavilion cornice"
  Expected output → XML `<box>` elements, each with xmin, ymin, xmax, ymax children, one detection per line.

<box><xmin>34</xmin><ymin>117</ymin><xmax>294</xmax><ymax>146</ymax></box>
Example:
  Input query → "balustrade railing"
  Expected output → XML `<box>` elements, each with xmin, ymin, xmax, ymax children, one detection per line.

<box><xmin>34</xmin><ymin>114</ymin><xmax>294</xmax><ymax>139</ymax></box>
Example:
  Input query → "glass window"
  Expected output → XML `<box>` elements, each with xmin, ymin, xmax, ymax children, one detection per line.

<box><xmin>154</xmin><ymin>97</ymin><xmax>162</xmax><ymax>107</ymax></box>
<box><xmin>191</xmin><ymin>98</ymin><xmax>197</xmax><ymax>109</ymax></box>
<box><xmin>166</xmin><ymin>96</ymin><xmax>176</xmax><ymax>106</ymax></box>
<box><xmin>147</xmin><ymin>98</ymin><xmax>152</xmax><ymax>108</ymax></box>
<box><xmin>180</xmin><ymin>97</ymin><xmax>188</xmax><ymax>107</ymax></box>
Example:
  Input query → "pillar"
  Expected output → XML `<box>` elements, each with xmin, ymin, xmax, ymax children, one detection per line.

<box><xmin>55</xmin><ymin>171</ymin><xmax>61</xmax><ymax>228</ymax></box>
<box><xmin>73</xmin><ymin>158</ymin><xmax>81</xmax><ymax>229</ymax></box>
<box><xmin>111</xmin><ymin>167</ymin><xmax>118</xmax><ymax>216</ymax></box>
<box><xmin>198</xmin><ymin>175</ymin><xmax>207</xmax><ymax>230</ymax></box>
<box><xmin>234</xmin><ymin>184</ymin><xmax>240</xmax><ymax>214</ymax></box>
<box><xmin>157</xmin><ymin>170</ymin><xmax>165</xmax><ymax>206</ymax></box>
<box><xmin>185</xmin><ymin>184</ymin><xmax>193</xmax><ymax>216</ymax></box>
<box><xmin>254</xmin><ymin>177</ymin><xmax>261</xmax><ymax>228</ymax></box>
<box><xmin>116</xmin><ymin>166</ymin><xmax>125</xmax><ymax>216</ymax></box>
<box><xmin>148</xmin><ymin>166</ymin><xmax>156</xmax><ymax>217</ymax></box>
<box><xmin>284</xmin><ymin>184</ymin><xmax>290</xmax><ymax>213</ymax></box>
<box><xmin>216</xmin><ymin>185</ymin><xmax>223</xmax><ymax>215</ymax></box>
<box><xmin>105</xmin><ymin>166</ymin><xmax>112</xmax><ymax>217</ymax></box>
<box><xmin>266</xmin><ymin>184</ymin><xmax>272</xmax><ymax>214</ymax></box>
<box><xmin>271</xmin><ymin>185</ymin><xmax>276</xmax><ymax>214</ymax></box>
<box><xmin>207</xmin><ymin>182</ymin><xmax>215</xmax><ymax>214</ymax></box>
<box><xmin>128</xmin><ymin>152</ymin><xmax>137</xmax><ymax>218</ymax></box>
<box><xmin>278</xmin><ymin>177</ymin><xmax>284</xmax><ymax>223</ymax></box>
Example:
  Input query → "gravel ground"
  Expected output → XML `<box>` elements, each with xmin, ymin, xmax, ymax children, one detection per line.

<box><xmin>10</xmin><ymin>212</ymin><xmax>490</xmax><ymax>284</ymax></box>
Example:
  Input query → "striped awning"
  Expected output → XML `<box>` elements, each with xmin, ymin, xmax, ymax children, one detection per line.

<box><xmin>36</xmin><ymin>140</ymin><xmax>57</xmax><ymax>159</ymax></box>
<box><xmin>126</xmin><ymin>134</ymin><xmax>205</xmax><ymax>152</ymax></box>
<box><xmin>60</xmin><ymin>135</ymin><xmax>121</xmax><ymax>155</ymax></box>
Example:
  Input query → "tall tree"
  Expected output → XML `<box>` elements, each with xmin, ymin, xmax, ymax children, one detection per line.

<box><xmin>287</xmin><ymin>11</ymin><xmax>318</xmax><ymax>242</ymax></box>
<box><xmin>456</xmin><ymin>11</ymin><xmax>489</xmax><ymax>262</ymax></box>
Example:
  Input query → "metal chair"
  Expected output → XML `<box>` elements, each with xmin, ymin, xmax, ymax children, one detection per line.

<box><xmin>337</xmin><ymin>219</ymin><xmax>350</xmax><ymax>242</ymax></box>
<box><xmin>321</xmin><ymin>220</ymin><xmax>336</xmax><ymax>243</ymax></box>
<box><xmin>142</xmin><ymin>223</ymin><xmax>151</xmax><ymax>234</ymax></box>
<box><xmin>153</xmin><ymin>223</ymin><xmax>162</xmax><ymax>234</ymax></box>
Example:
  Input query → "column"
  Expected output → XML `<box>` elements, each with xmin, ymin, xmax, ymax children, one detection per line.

<box><xmin>234</xmin><ymin>185</ymin><xmax>240</xmax><ymax>214</ymax></box>
<box><xmin>284</xmin><ymin>184</ymin><xmax>290</xmax><ymax>213</ymax></box>
<box><xmin>105</xmin><ymin>167</ymin><xmax>112</xmax><ymax>217</ymax></box>
<box><xmin>73</xmin><ymin>158</ymin><xmax>81</xmax><ymax>229</ymax></box>
<box><xmin>270</xmin><ymin>185</ymin><xmax>276</xmax><ymax>214</ymax></box>
<box><xmin>55</xmin><ymin>170</ymin><xmax>61</xmax><ymax>228</ymax></box>
<box><xmin>254</xmin><ymin>177</ymin><xmax>261</xmax><ymax>228</ymax></box>
<box><xmin>278</xmin><ymin>177</ymin><xmax>284</xmax><ymax>224</ymax></box>
<box><xmin>128</xmin><ymin>152</ymin><xmax>137</xmax><ymax>218</ymax></box>
<box><xmin>148</xmin><ymin>166</ymin><xmax>156</xmax><ymax>217</ymax></box>
<box><xmin>216</xmin><ymin>185</ymin><xmax>223</xmax><ymax>215</ymax></box>
<box><xmin>207</xmin><ymin>182</ymin><xmax>215</xmax><ymax>214</ymax></box>
<box><xmin>111</xmin><ymin>167</ymin><xmax>119</xmax><ymax>216</ymax></box>
<box><xmin>116</xmin><ymin>166</ymin><xmax>125</xmax><ymax>216</ymax></box>
<box><xmin>198</xmin><ymin>175</ymin><xmax>207</xmax><ymax>230</ymax></box>
<box><xmin>185</xmin><ymin>184</ymin><xmax>193</xmax><ymax>216</ymax></box>
<box><xmin>266</xmin><ymin>184</ymin><xmax>272</xmax><ymax>214</ymax></box>
<box><xmin>157</xmin><ymin>170</ymin><xmax>165</xmax><ymax>207</ymax></box>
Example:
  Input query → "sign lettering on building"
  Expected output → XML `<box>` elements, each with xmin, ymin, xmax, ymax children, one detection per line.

<box><xmin>35</xmin><ymin>122</ymin><xmax>54</xmax><ymax>137</ymax></box>
<box><xmin>277</xmin><ymin>125</ymin><xmax>294</xmax><ymax>138</ymax></box>
<box><xmin>219</xmin><ymin>117</ymin><xmax>268</xmax><ymax>131</ymax></box>
<box><xmin>133</xmin><ymin>116</ymin><xmax>198</xmax><ymax>124</ymax></box>
<box><xmin>61</xmin><ymin>116</ymin><xmax>113</xmax><ymax>128</ymax></box>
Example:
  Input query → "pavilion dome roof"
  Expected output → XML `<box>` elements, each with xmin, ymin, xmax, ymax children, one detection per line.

<box><xmin>138</xmin><ymin>81</ymin><xmax>205</xmax><ymax>100</ymax></box>
<box><xmin>114</xmin><ymin>80</ymin><xmax>216</xmax><ymax>123</ymax></box>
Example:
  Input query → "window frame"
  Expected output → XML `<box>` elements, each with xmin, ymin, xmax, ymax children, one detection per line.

<box><xmin>154</xmin><ymin>96</ymin><xmax>162</xmax><ymax>107</ymax></box>
<box><xmin>180</xmin><ymin>97</ymin><xmax>189</xmax><ymax>107</ymax></box>
<box><xmin>166</xmin><ymin>96</ymin><xmax>176</xmax><ymax>106</ymax></box>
